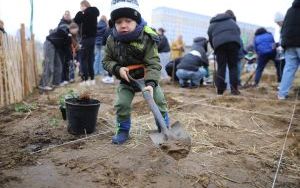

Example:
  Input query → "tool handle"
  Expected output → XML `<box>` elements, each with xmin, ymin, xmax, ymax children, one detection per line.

<box><xmin>142</xmin><ymin>91</ymin><xmax>169</xmax><ymax>134</ymax></box>
<box><xmin>127</xmin><ymin>73</ymin><xmax>168</xmax><ymax>134</ymax></box>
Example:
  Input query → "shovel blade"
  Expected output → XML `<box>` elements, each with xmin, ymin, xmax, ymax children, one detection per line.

<box><xmin>149</xmin><ymin>121</ymin><xmax>191</xmax><ymax>147</ymax></box>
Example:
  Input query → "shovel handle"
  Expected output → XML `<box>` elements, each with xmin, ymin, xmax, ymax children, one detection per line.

<box><xmin>127</xmin><ymin>74</ymin><xmax>169</xmax><ymax>134</ymax></box>
<box><xmin>142</xmin><ymin>90</ymin><xmax>169</xmax><ymax>134</ymax></box>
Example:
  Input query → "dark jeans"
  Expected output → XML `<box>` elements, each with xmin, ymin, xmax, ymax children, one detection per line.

<box><xmin>80</xmin><ymin>37</ymin><xmax>95</xmax><ymax>81</ymax></box>
<box><xmin>254</xmin><ymin>51</ymin><xmax>281</xmax><ymax>85</ymax></box>
<box><xmin>279</xmin><ymin>59</ymin><xmax>286</xmax><ymax>82</ymax></box>
<box><xmin>215</xmin><ymin>42</ymin><xmax>240</xmax><ymax>93</ymax></box>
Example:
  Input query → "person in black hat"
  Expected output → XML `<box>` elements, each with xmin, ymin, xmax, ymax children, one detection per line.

<box><xmin>103</xmin><ymin>0</ymin><xmax>169</xmax><ymax>145</ymax></box>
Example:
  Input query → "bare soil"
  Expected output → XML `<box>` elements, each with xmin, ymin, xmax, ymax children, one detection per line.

<box><xmin>0</xmin><ymin>72</ymin><xmax>300</xmax><ymax>188</ymax></box>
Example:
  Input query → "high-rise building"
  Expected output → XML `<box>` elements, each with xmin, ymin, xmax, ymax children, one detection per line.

<box><xmin>151</xmin><ymin>7</ymin><xmax>274</xmax><ymax>47</ymax></box>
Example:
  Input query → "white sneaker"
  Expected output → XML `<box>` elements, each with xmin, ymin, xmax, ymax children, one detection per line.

<box><xmin>79</xmin><ymin>81</ymin><xmax>88</xmax><ymax>86</ymax></box>
<box><xmin>90</xmin><ymin>80</ymin><xmax>96</xmax><ymax>85</ymax></box>
<box><xmin>59</xmin><ymin>82</ymin><xmax>66</xmax><ymax>87</ymax></box>
<box><xmin>102</xmin><ymin>76</ymin><xmax>114</xmax><ymax>84</ymax></box>
<box><xmin>39</xmin><ymin>86</ymin><xmax>53</xmax><ymax>91</ymax></box>
<box><xmin>278</xmin><ymin>95</ymin><xmax>287</xmax><ymax>100</ymax></box>
<box><xmin>69</xmin><ymin>79</ymin><xmax>75</xmax><ymax>83</ymax></box>
<box><xmin>63</xmin><ymin>81</ymin><xmax>69</xmax><ymax>85</ymax></box>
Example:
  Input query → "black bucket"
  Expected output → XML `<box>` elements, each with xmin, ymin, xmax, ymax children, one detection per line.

<box><xmin>65</xmin><ymin>98</ymin><xmax>100</xmax><ymax>135</ymax></box>
<box><xmin>60</xmin><ymin>106</ymin><xmax>67</xmax><ymax>120</ymax></box>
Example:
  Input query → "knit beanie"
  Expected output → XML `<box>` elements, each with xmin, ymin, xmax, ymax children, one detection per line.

<box><xmin>274</xmin><ymin>12</ymin><xmax>284</xmax><ymax>23</ymax></box>
<box><xmin>111</xmin><ymin>0</ymin><xmax>141</xmax><ymax>24</ymax></box>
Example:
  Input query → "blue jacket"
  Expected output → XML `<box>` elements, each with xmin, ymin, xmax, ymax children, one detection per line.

<box><xmin>254</xmin><ymin>32</ymin><xmax>275</xmax><ymax>56</ymax></box>
<box><xmin>95</xmin><ymin>20</ymin><xmax>107</xmax><ymax>46</ymax></box>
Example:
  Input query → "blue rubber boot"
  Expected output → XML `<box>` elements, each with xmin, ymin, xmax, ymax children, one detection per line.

<box><xmin>155</xmin><ymin>113</ymin><xmax>170</xmax><ymax>133</ymax></box>
<box><xmin>112</xmin><ymin>119</ymin><xmax>131</xmax><ymax>145</ymax></box>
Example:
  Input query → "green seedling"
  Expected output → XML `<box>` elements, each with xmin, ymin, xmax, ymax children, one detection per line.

<box><xmin>15</xmin><ymin>102</ymin><xmax>37</xmax><ymax>113</ymax></box>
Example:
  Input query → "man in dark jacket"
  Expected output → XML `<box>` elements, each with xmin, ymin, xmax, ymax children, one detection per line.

<box><xmin>253</xmin><ymin>27</ymin><xmax>281</xmax><ymax>86</ymax></box>
<box><xmin>176</xmin><ymin>37</ymin><xmax>209</xmax><ymax>88</ymax></box>
<box><xmin>94</xmin><ymin>15</ymin><xmax>108</xmax><ymax>76</ymax></box>
<box><xmin>208</xmin><ymin>11</ymin><xmax>241</xmax><ymax>95</ymax></box>
<box><xmin>157</xmin><ymin>28</ymin><xmax>171</xmax><ymax>79</ymax></box>
<box><xmin>39</xmin><ymin>24</ymin><xmax>78</xmax><ymax>90</ymax></box>
<box><xmin>74</xmin><ymin>0</ymin><xmax>99</xmax><ymax>86</ymax></box>
<box><xmin>278</xmin><ymin>0</ymin><xmax>300</xmax><ymax>100</ymax></box>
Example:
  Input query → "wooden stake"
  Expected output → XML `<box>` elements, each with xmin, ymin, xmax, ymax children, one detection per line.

<box><xmin>31</xmin><ymin>34</ymin><xmax>38</xmax><ymax>87</ymax></box>
<box><xmin>20</xmin><ymin>24</ymin><xmax>29</xmax><ymax>97</ymax></box>
<box><xmin>0</xmin><ymin>32</ymin><xmax>4</xmax><ymax>106</ymax></box>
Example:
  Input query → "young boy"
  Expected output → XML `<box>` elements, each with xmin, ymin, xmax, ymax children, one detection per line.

<box><xmin>103</xmin><ymin>0</ymin><xmax>169</xmax><ymax>145</ymax></box>
<box><xmin>39</xmin><ymin>23</ymin><xmax>79</xmax><ymax>91</ymax></box>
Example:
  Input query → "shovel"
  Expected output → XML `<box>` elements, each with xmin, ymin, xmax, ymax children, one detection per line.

<box><xmin>127</xmin><ymin>74</ymin><xmax>192</xmax><ymax>160</ymax></box>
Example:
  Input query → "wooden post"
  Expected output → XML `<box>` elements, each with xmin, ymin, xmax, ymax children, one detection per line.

<box><xmin>31</xmin><ymin>33</ymin><xmax>38</xmax><ymax>87</ymax></box>
<box><xmin>0</xmin><ymin>32</ymin><xmax>4</xmax><ymax>106</ymax></box>
<box><xmin>20</xmin><ymin>24</ymin><xmax>29</xmax><ymax>97</ymax></box>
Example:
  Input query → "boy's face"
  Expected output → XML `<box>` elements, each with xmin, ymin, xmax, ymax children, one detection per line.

<box><xmin>115</xmin><ymin>18</ymin><xmax>137</xmax><ymax>34</ymax></box>
<box><xmin>70</xmin><ymin>28</ymin><xmax>79</xmax><ymax>35</ymax></box>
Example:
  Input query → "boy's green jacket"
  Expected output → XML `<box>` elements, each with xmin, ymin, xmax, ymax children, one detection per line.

<box><xmin>102</xmin><ymin>26</ymin><xmax>162</xmax><ymax>86</ymax></box>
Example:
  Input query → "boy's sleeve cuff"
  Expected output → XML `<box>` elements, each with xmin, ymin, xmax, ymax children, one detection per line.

<box><xmin>145</xmin><ymin>80</ymin><xmax>158</xmax><ymax>88</ymax></box>
<box><xmin>112</xmin><ymin>65</ymin><xmax>122</xmax><ymax>79</ymax></box>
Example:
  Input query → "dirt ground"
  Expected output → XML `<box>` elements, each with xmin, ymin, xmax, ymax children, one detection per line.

<box><xmin>1</xmin><ymin>69</ymin><xmax>300</xmax><ymax>188</ymax></box>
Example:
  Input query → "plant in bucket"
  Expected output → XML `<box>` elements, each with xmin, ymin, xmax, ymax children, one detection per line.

<box><xmin>59</xmin><ymin>90</ymin><xmax>79</xmax><ymax>120</ymax></box>
<box><xmin>65</xmin><ymin>91</ymin><xmax>101</xmax><ymax>135</ymax></box>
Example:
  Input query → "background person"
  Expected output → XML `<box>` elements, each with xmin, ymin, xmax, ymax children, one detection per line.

<box><xmin>278</xmin><ymin>0</ymin><xmax>300</xmax><ymax>100</ymax></box>
<box><xmin>274</xmin><ymin>12</ymin><xmax>286</xmax><ymax>85</ymax></box>
<box><xmin>74</xmin><ymin>0</ymin><xmax>100</xmax><ymax>86</ymax></box>
<box><xmin>176</xmin><ymin>37</ymin><xmax>209</xmax><ymax>88</ymax></box>
<box><xmin>58</xmin><ymin>10</ymin><xmax>72</xmax><ymax>27</ymax></box>
<box><xmin>171</xmin><ymin>35</ymin><xmax>185</xmax><ymax>61</ymax></box>
<box><xmin>39</xmin><ymin>24</ymin><xmax>78</xmax><ymax>90</ymax></box>
<box><xmin>208</xmin><ymin>10</ymin><xmax>241</xmax><ymax>95</ymax></box>
<box><xmin>94</xmin><ymin>15</ymin><xmax>108</xmax><ymax>76</ymax></box>
<box><xmin>253</xmin><ymin>27</ymin><xmax>281</xmax><ymax>86</ymax></box>
<box><xmin>157</xmin><ymin>28</ymin><xmax>171</xmax><ymax>80</ymax></box>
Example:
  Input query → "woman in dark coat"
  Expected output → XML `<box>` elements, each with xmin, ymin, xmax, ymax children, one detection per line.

<box><xmin>208</xmin><ymin>10</ymin><xmax>241</xmax><ymax>95</ymax></box>
<box><xmin>74</xmin><ymin>0</ymin><xmax>99</xmax><ymax>86</ymax></box>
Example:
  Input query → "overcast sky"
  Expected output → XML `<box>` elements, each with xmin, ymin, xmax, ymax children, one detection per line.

<box><xmin>0</xmin><ymin>0</ymin><xmax>294</xmax><ymax>42</ymax></box>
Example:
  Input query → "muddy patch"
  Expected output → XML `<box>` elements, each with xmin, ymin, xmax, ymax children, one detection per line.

<box><xmin>160</xmin><ymin>140</ymin><xmax>191</xmax><ymax>160</ymax></box>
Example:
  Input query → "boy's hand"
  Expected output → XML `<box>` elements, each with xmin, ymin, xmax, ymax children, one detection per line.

<box><xmin>119</xmin><ymin>67</ymin><xmax>130</xmax><ymax>82</ymax></box>
<box><xmin>143</xmin><ymin>86</ymin><xmax>154</xmax><ymax>97</ymax></box>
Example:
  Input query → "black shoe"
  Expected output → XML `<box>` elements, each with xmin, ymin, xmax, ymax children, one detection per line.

<box><xmin>189</xmin><ymin>82</ymin><xmax>199</xmax><ymax>89</ymax></box>
<box><xmin>231</xmin><ymin>90</ymin><xmax>241</xmax><ymax>95</ymax></box>
<box><xmin>180</xmin><ymin>82</ymin><xmax>189</xmax><ymax>88</ymax></box>
<box><xmin>231</xmin><ymin>86</ymin><xmax>241</xmax><ymax>95</ymax></box>
<box><xmin>217</xmin><ymin>90</ymin><xmax>225</xmax><ymax>95</ymax></box>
